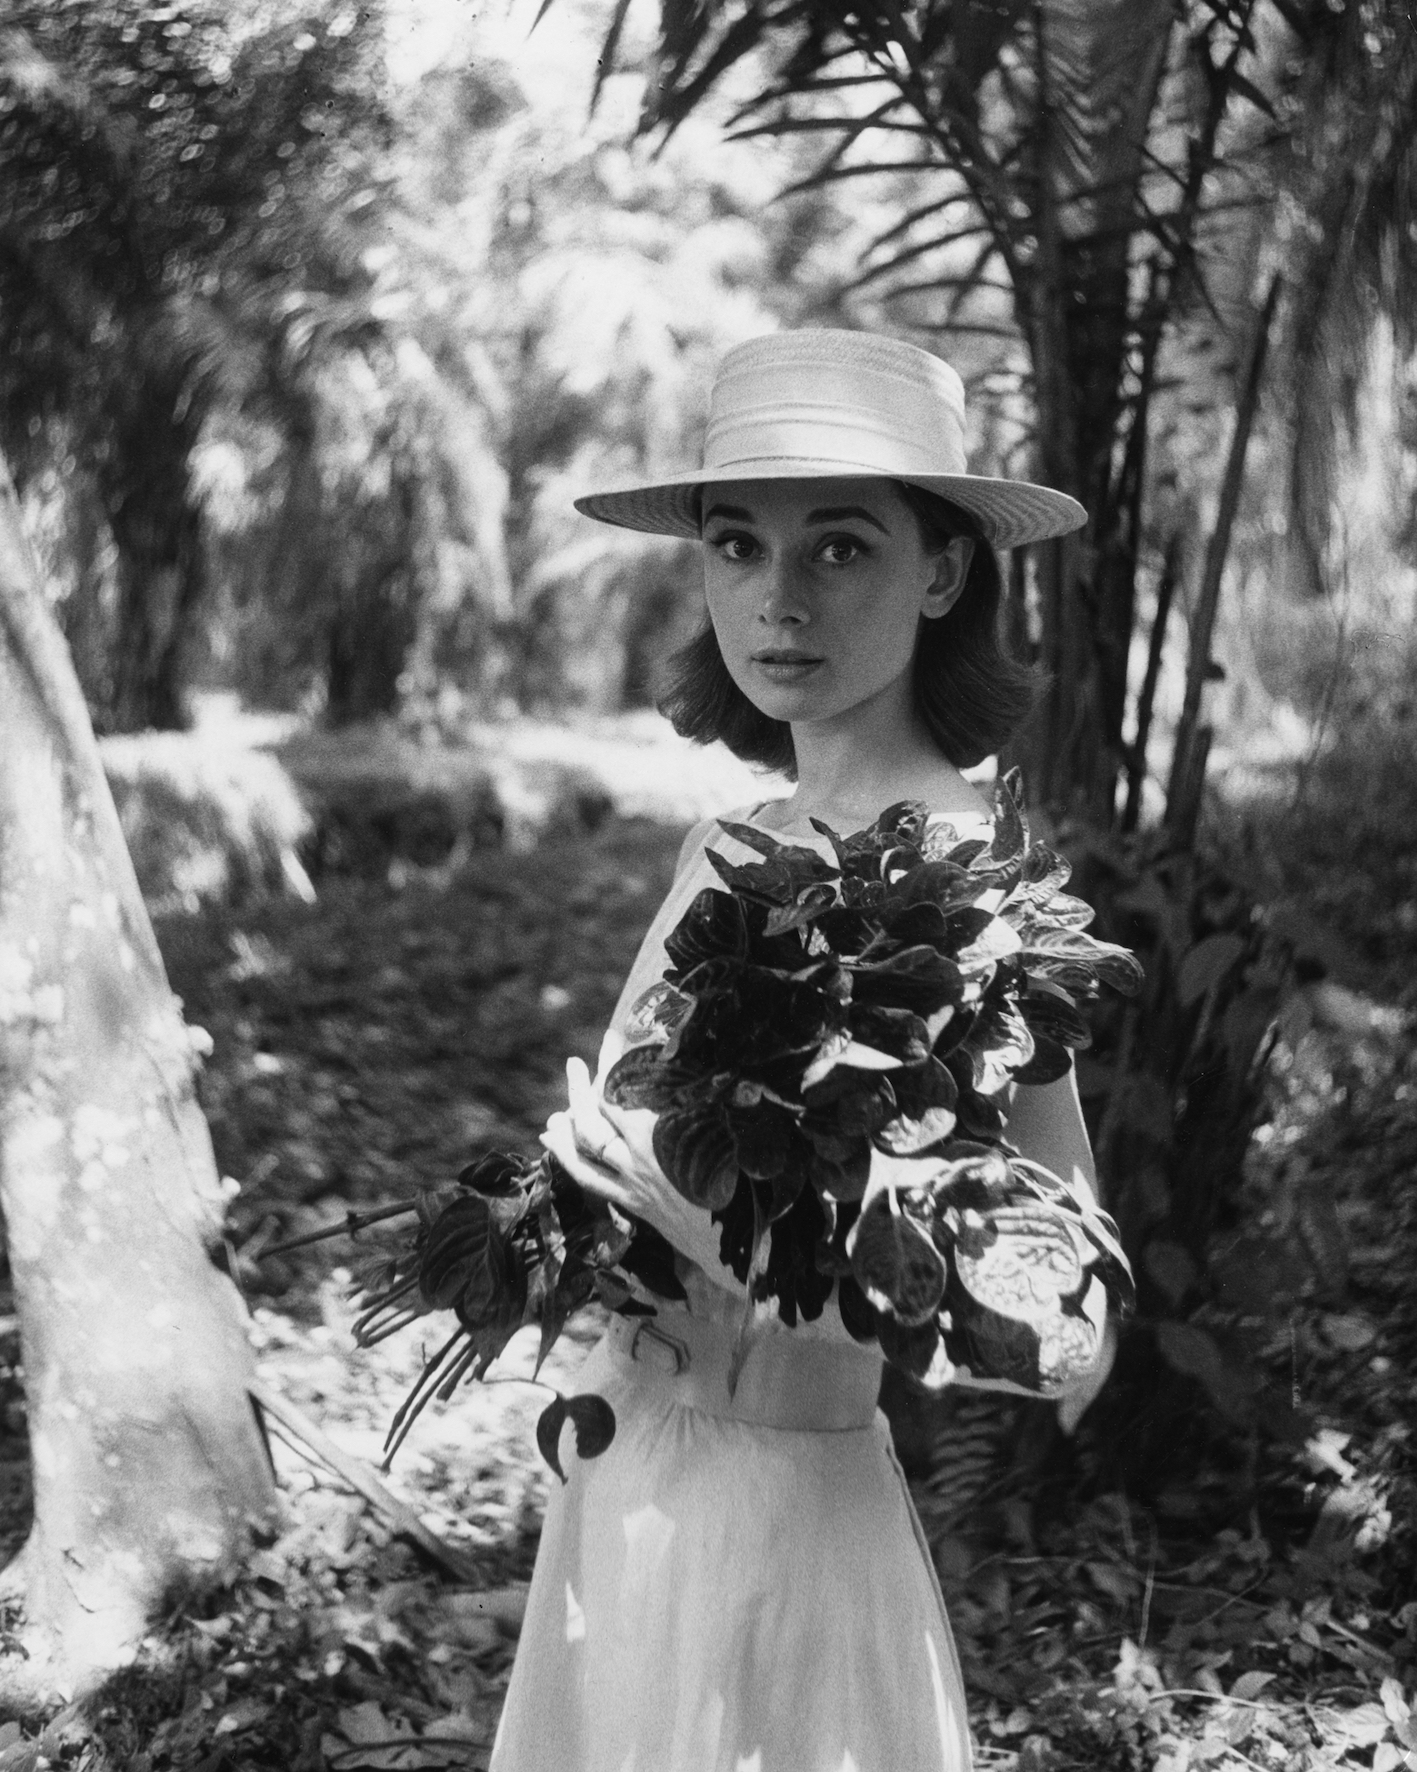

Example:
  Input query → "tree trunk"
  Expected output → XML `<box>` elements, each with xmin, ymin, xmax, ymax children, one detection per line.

<box><xmin>1013</xmin><ymin>0</ymin><xmax>1175</xmax><ymax>822</ymax></box>
<box><xmin>324</xmin><ymin>473</ymin><xmax>419</xmax><ymax>727</ymax></box>
<box><xmin>0</xmin><ymin>459</ymin><xmax>276</xmax><ymax>1694</ymax></box>
<box><xmin>98</xmin><ymin>358</ymin><xmax>207</xmax><ymax>734</ymax></box>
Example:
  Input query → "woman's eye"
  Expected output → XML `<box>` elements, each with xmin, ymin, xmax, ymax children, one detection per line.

<box><xmin>711</xmin><ymin>533</ymin><xmax>759</xmax><ymax>562</ymax></box>
<box><xmin>816</xmin><ymin>535</ymin><xmax>865</xmax><ymax>565</ymax></box>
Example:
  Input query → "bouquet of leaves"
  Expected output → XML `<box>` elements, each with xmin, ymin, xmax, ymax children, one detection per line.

<box><xmin>601</xmin><ymin>773</ymin><xmax>1140</xmax><ymax>1394</ymax></box>
<box><xmin>312</xmin><ymin>773</ymin><xmax>1138</xmax><ymax>1474</ymax></box>
<box><xmin>299</xmin><ymin>1149</ymin><xmax>687</xmax><ymax>1476</ymax></box>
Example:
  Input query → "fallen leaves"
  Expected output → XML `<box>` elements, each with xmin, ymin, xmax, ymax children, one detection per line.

<box><xmin>3</xmin><ymin>809</ymin><xmax>1414</xmax><ymax>1771</ymax></box>
<box><xmin>321</xmin><ymin>1699</ymin><xmax>490</xmax><ymax>1770</ymax></box>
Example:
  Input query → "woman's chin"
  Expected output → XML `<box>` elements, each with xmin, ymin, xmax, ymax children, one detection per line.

<box><xmin>742</xmin><ymin>686</ymin><xmax>828</xmax><ymax>725</ymax></box>
<box><xmin>734</xmin><ymin>666</ymin><xmax>837</xmax><ymax>725</ymax></box>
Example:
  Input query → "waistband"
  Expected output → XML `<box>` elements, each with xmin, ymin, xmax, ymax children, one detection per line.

<box><xmin>602</xmin><ymin>1307</ymin><xmax>883</xmax><ymax>1433</ymax></box>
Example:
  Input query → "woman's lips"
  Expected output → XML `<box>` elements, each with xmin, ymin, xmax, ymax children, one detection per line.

<box><xmin>752</xmin><ymin>652</ymin><xmax>824</xmax><ymax>683</ymax></box>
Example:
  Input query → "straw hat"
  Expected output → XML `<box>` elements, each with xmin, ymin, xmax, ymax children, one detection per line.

<box><xmin>574</xmin><ymin>329</ymin><xmax>1086</xmax><ymax>549</ymax></box>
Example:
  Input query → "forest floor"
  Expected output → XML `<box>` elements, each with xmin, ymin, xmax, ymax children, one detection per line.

<box><xmin>1</xmin><ymin>784</ymin><xmax>1416</xmax><ymax>1770</ymax></box>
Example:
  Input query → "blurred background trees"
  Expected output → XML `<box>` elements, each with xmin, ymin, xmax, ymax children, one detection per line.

<box><xmin>0</xmin><ymin>0</ymin><xmax>398</xmax><ymax>730</ymax></box>
<box><xmin>8</xmin><ymin>0</ymin><xmax>1411</xmax><ymax>804</ymax></box>
<box><xmin>2</xmin><ymin>0</ymin><xmax>866</xmax><ymax>735</ymax></box>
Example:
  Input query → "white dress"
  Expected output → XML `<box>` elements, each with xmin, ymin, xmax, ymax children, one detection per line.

<box><xmin>490</xmin><ymin>809</ymin><xmax>985</xmax><ymax>1772</ymax></box>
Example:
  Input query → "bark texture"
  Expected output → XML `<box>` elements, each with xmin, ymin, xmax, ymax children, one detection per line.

<box><xmin>0</xmin><ymin>461</ymin><xmax>276</xmax><ymax>1691</ymax></box>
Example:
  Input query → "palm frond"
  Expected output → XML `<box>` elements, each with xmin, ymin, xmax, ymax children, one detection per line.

<box><xmin>588</xmin><ymin>0</ymin><xmax>635</xmax><ymax>115</ymax></box>
<box><xmin>652</xmin><ymin>3</ymin><xmax>803</xmax><ymax>138</ymax></box>
<box><xmin>846</xmin><ymin>223</ymin><xmax>999</xmax><ymax>294</ymax></box>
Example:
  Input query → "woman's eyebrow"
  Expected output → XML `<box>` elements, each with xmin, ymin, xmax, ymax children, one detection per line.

<box><xmin>806</xmin><ymin>505</ymin><xmax>889</xmax><ymax>534</ymax></box>
<box><xmin>702</xmin><ymin>503</ymin><xmax>754</xmax><ymax>525</ymax></box>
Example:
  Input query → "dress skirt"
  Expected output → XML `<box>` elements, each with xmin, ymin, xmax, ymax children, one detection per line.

<box><xmin>490</xmin><ymin>1302</ymin><xmax>973</xmax><ymax>1772</ymax></box>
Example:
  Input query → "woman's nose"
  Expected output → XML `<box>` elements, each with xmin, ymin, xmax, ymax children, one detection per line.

<box><xmin>758</xmin><ymin>555</ymin><xmax>809</xmax><ymax>626</ymax></box>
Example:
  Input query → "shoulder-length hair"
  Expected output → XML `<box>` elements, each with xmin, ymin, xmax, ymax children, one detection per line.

<box><xmin>657</xmin><ymin>481</ymin><xmax>1039</xmax><ymax>775</ymax></box>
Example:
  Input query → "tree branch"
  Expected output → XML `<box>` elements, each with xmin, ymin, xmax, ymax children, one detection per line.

<box><xmin>248</xmin><ymin>1377</ymin><xmax>480</xmax><ymax>1584</ymax></box>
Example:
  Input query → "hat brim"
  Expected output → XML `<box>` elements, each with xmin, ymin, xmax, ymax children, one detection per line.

<box><xmin>574</xmin><ymin>461</ymin><xmax>1086</xmax><ymax>549</ymax></box>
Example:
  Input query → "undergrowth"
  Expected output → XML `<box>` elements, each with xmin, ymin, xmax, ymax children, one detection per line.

<box><xmin>0</xmin><ymin>803</ymin><xmax>1413</xmax><ymax>1770</ymax></box>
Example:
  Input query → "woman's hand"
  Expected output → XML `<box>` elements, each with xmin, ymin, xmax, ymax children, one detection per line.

<box><xmin>863</xmin><ymin>1126</ymin><xmax>1117</xmax><ymax>1418</ymax></box>
<box><xmin>1055</xmin><ymin>1316</ymin><xmax>1117</xmax><ymax>1434</ymax></box>
<box><xmin>1004</xmin><ymin>1070</ymin><xmax>1119</xmax><ymax>1429</ymax></box>
<box><xmin>540</xmin><ymin>1045</ymin><xmax>655</xmax><ymax>1217</ymax></box>
<box><xmin>540</xmin><ymin>1032</ymin><xmax>746</xmax><ymax>1294</ymax></box>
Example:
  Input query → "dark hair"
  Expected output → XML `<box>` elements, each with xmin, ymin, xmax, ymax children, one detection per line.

<box><xmin>657</xmin><ymin>481</ymin><xmax>1038</xmax><ymax>774</ymax></box>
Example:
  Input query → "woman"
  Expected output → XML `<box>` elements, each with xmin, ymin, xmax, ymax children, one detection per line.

<box><xmin>492</xmin><ymin>330</ymin><xmax>1106</xmax><ymax>1772</ymax></box>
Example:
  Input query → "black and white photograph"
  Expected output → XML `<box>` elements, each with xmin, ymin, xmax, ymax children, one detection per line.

<box><xmin>0</xmin><ymin>2</ymin><xmax>1414</xmax><ymax>1768</ymax></box>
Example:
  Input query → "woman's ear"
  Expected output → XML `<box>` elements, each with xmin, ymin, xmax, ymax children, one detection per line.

<box><xmin>921</xmin><ymin>538</ymin><xmax>974</xmax><ymax>620</ymax></box>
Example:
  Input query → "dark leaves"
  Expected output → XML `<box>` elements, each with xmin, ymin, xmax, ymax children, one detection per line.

<box><xmin>617</xmin><ymin>1218</ymin><xmax>689</xmax><ymax>1302</ymax></box>
<box><xmin>848</xmin><ymin>1002</ymin><xmax>931</xmax><ymax>1065</ymax></box>
<box><xmin>663</xmin><ymin>888</ymin><xmax>750</xmax><ymax>978</ymax></box>
<box><xmin>876</xmin><ymin>1057</ymin><xmax>959</xmax><ymax>1155</ymax></box>
<box><xmin>536</xmin><ymin>1391</ymin><xmax>618</xmax><ymax>1484</ymax></box>
<box><xmin>1019</xmin><ymin>984</ymin><xmax>1093</xmax><ymax>1050</ymax></box>
<box><xmin>837</xmin><ymin>1273</ymin><xmax>880</xmax><ymax>1343</ymax></box>
<box><xmin>849</xmin><ymin>1194</ymin><xmax>948</xmax><ymax>1325</ymax></box>
<box><xmin>943</xmin><ymin>1292</ymin><xmax>1044</xmax><ymax>1391</ymax></box>
<box><xmin>347</xmin><ymin>1150</ymin><xmax>658</xmax><ymax>1465</ymax></box>
<box><xmin>616</xmin><ymin>798</ymin><xmax>1140</xmax><ymax>1340</ymax></box>
<box><xmin>1025</xmin><ymin>926</ymin><xmax>1145</xmax><ymax>996</ymax></box>
<box><xmin>652</xmin><ymin>1105</ymin><xmax>741</xmax><ymax>1210</ymax></box>
<box><xmin>1013</xmin><ymin>1031</ymin><xmax>1076</xmax><ymax>1085</ymax></box>
<box><xmin>604</xmin><ymin>1044</ymin><xmax>713</xmax><ymax>1114</ymax></box>
<box><xmin>988</xmin><ymin>768</ymin><xmax>1028</xmax><ymax>859</ymax></box>
<box><xmin>362</xmin><ymin>797</ymin><xmax>1141</xmax><ymax>1409</ymax></box>
<box><xmin>877</xmin><ymin>1312</ymin><xmax>946</xmax><ymax>1383</ymax></box>
<box><xmin>849</xmin><ymin>943</ymin><xmax>966</xmax><ymax>1013</ymax></box>
<box><xmin>727</xmin><ymin>1093</ymin><xmax>798</xmax><ymax>1180</ymax></box>
<box><xmin>454</xmin><ymin>1152</ymin><xmax>525</xmax><ymax>1198</ymax></box>
<box><xmin>704</xmin><ymin>836</ymin><xmax>838</xmax><ymax>906</ymax></box>
<box><xmin>418</xmin><ymin>1195</ymin><xmax>505</xmax><ymax>1317</ymax></box>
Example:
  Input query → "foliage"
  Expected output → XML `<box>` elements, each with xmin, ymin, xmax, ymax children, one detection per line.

<box><xmin>1050</xmin><ymin>820</ymin><xmax>1301</xmax><ymax>1482</ymax></box>
<box><xmin>3</xmin><ymin>0</ymin><xmax>899</xmax><ymax>736</ymax></box>
<box><xmin>7</xmin><ymin>0</ymin><xmax>1413</xmax><ymax>784</ymax></box>
<box><xmin>0</xmin><ymin>0</ymin><xmax>393</xmax><ymax>729</ymax></box>
<box><xmin>337</xmin><ymin>1149</ymin><xmax>668</xmax><ymax>1472</ymax></box>
<box><xmin>100</xmin><ymin>727</ymin><xmax>312</xmax><ymax>913</ymax></box>
<box><xmin>1265</xmin><ymin>3</ymin><xmax>1417</xmax><ymax>591</ymax></box>
<box><xmin>603</xmin><ymin>782</ymin><xmax>1137</xmax><ymax>1389</ymax></box>
<box><xmin>566</xmin><ymin>0</ymin><xmax>1417</xmax><ymax>827</ymax></box>
<box><xmin>866</xmin><ymin>799</ymin><xmax>1316</xmax><ymax>1514</ymax></box>
<box><xmin>3</xmin><ymin>794</ymin><xmax>1415</xmax><ymax>1766</ymax></box>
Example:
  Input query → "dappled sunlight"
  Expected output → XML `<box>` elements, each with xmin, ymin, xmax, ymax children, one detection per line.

<box><xmin>1</xmin><ymin>0</ymin><xmax>1416</xmax><ymax>1763</ymax></box>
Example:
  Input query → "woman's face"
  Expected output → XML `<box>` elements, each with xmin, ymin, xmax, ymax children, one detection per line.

<box><xmin>701</xmin><ymin>477</ymin><xmax>971</xmax><ymax>732</ymax></box>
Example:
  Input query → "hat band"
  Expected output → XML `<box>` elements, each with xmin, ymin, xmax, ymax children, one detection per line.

<box><xmin>704</xmin><ymin>409</ymin><xmax>966</xmax><ymax>480</ymax></box>
<box><xmin>702</xmin><ymin>352</ymin><xmax>967</xmax><ymax>483</ymax></box>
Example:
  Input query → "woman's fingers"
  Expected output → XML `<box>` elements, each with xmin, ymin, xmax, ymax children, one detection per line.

<box><xmin>596</xmin><ymin>1093</ymin><xmax>643</xmax><ymax>1145</ymax></box>
<box><xmin>595</xmin><ymin>1027</ymin><xmax>627</xmax><ymax>1085</ymax></box>
<box><xmin>566</xmin><ymin>1055</ymin><xmax>596</xmax><ymax>1117</ymax></box>
<box><xmin>540</xmin><ymin>1109</ymin><xmax>589</xmax><ymax>1171</ymax></box>
<box><xmin>561</xmin><ymin>1057</ymin><xmax>630</xmax><ymax>1170</ymax></box>
<box><xmin>541</xmin><ymin>1110</ymin><xmax>634</xmax><ymax>1201</ymax></box>
<box><xmin>1057</xmin><ymin>1313</ymin><xmax>1117</xmax><ymax>1435</ymax></box>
